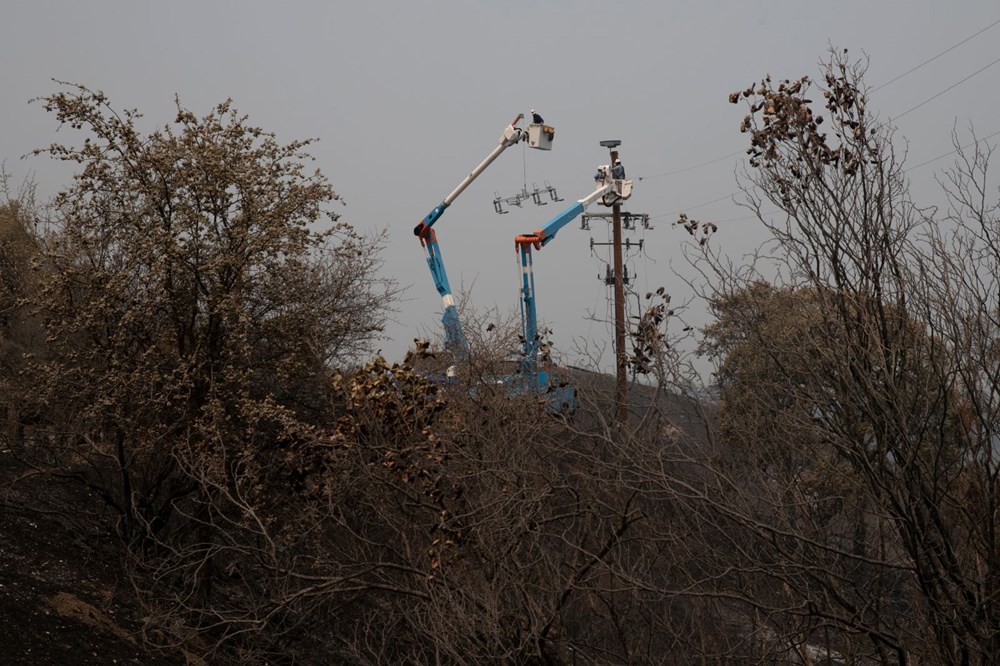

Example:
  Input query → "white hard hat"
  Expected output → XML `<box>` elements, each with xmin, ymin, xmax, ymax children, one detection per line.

<box><xmin>530</xmin><ymin>109</ymin><xmax>535</xmax><ymax>114</ymax></box>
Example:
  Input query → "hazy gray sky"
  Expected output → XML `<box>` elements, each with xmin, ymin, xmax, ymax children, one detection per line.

<box><xmin>3</xmin><ymin>1</ymin><xmax>999</xmax><ymax>367</ymax></box>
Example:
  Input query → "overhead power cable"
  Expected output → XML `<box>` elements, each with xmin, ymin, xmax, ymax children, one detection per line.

<box><xmin>650</xmin><ymin>124</ymin><xmax>1000</xmax><ymax>223</ymax></box>
<box><xmin>657</xmin><ymin>47</ymin><xmax>1000</xmax><ymax>219</ymax></box>
<box><xmin>658</xmin><ymin>129</ymin><xmax>1000</xmax><ymax>225</ymax></box>
<box><xmin>635</xmin><ymin>17</ymin><xmax>1000</xmax><ymax>184</ymax></box>
<box><xmin>891</xmin><ymin>54</ymin><xmax>1000</xmax><ymax>122</ymax></box>
<box><xmin>906</xmin><ymin>128</ymin><xmax>1000</xmax><ymax>171</ymax></box>
<box><xmin>873</xmin><ymin>17</ymin><xmax>1000</xmax><ymax>92</ymax></box>
<box><xmin>638</xmin><ymin>151</ymin><xmax>744</xmax><ymax>182</ymax></box>
<box><xmin>651</xmin><ymin>194</ymin><xmax>734</xmax><ymax>221</ymax></box>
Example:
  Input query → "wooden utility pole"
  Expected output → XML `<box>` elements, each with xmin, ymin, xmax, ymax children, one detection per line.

<box><xmin>600</xmin><ymin>141</ymin><xmax>629</xmax><ymax>426</ymax></box>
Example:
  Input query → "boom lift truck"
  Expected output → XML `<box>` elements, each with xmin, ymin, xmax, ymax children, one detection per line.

<box><xmin>513</xmin><ymin>154</ymin><xmax>634</xmax><ymax>413</ymax></box>
<box><xmin>413</xmin><ymin>113</ymin><xmax>554</xmax><ymax>356</ymax></box>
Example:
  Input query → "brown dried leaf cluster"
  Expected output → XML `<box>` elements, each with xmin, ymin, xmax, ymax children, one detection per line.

<box><xmin>730</xmin><ymin>54</ymin><xmax>876</xmax><ymax>182</ymax></box>
<box><xmin>676</xmin><ymin>213</ymin><xmax>718</xmax><ymax>245</ymax></box>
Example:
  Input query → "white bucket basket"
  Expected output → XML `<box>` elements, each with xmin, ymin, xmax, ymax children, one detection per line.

<box><xmin>527</xmin><ymin>124</ymin><xmax>555</xmax><ymax>150</ymax></box>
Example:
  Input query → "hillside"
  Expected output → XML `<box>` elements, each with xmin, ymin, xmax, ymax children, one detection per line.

<box><xmin>0</xmin><ymin>448</ymin><xmax>184</xmax><ymax>665</ymax></box>
<box><xmin>0</xmin><ymin>367</ymin><xmax>706</xmax><ymax>664</ymax></box>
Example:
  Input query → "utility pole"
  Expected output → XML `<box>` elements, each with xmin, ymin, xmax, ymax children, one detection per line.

<box><xmin>600</xmin><ymin>140</ymin><xmax>629</xmax><ymax>426</ymax></box>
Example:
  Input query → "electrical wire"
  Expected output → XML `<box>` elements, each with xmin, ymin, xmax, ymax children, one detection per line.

<box><xmin>650</xmin><ymin>194</ymin><xmax>734</xmax><ymax>221</ymax></box>
<box><xmin>569</xmin><ymin>19</ymin><xmax>1000</xmax><ymax>368</ymax></box>
<box><xmin>654</xmin><ymin>52</ymin><xmax>1000</xmax><ymax>221</ymax></box>
<box><xmin>583</xmin><ymin>278</ymin><xmax>604</xmax><ymax>355</ymax></box>
<box><xmin>891</xmin><ymin>54</ymin><xmax>1000</xmax><ymax>122</ymax></box>
<box><xmin>632</xmin><ymin>17</ymin><xmax>1000</xmax><ymax>186</ymax></box>
<box><xmin>906</xmin><ymin>128</ymin><xmax>1000</xmax><ymax>171</ymax></box>
<box><xmin>641</xmin><ymin>224</ymin><xmax>652</xmax><ymax>300</ymax></box>
<box><xmin>521</xmin><ymin>140</ymin><xmax>528</xmax><ymax>191</ymax></box>
<box><xmin>674</xmin><ymin>129</ymin><xmax>1000</xmax><ymax>226</ymax></box>
<box><xmin>873</xmin><ymin>17</ymin><xmax>1000</xmax><ymax>92</ymax></box>
<box><xmin>638</xmin><ymin>151</ymin><xmax>744</xmax><ymax>182</ymax></box>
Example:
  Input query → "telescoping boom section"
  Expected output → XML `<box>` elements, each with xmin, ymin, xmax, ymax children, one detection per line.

<box><xmin>514</xmin><ymin>170</ymin><xmax>633</xmax><ymax>393</ymax></box>
<box><xmin>413</xmin><ymin>113</ymin><xmax>552</xmax><ymax>355</ymax></box>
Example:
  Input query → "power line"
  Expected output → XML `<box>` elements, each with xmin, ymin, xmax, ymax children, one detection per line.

<box><xmin>651</xmin><ymin>193</ymin><xmax>735</xmax><ymax>220</ymax></box>
<box><xmin>891</xmin><ymin>54</ymin><xmax>1000</xmax><ymax>122</ymax></box>
<box><xmin>638</xmin><ymin>150</ymin><xmax>744</xmax><ymax>182</ymax></box>
<box><xmin>906</xmin><ymin>128</ymin><xmax>1000</xmax><ymax>171</ymax></box>
<box><xmin>659</xmin><ymin>54</ymin><xmax>1000</xmax><ymax>217</ymax></box>
<box><xmin>658</xmin><ymin>130</ymin><xmax>1000</xmax><ymax>225</ymax></box>
<box><xmin>635</xmin><ymin>18</ymin><xmax>1000</xmax><ymax>185</ymax></box>
<box><xmin>873</xmin><ymin>17</ymin><xmax>1000</xmax><ymax>92</ymax></box>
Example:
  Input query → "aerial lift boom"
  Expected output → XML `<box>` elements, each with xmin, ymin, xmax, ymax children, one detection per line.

<box><xmin>413</xmin><ymin>113</ymin><xmax>553</xmax><ymax>355</ymax></box>
<box><xmin>514</xmin><ymin>165</ymin><xmax>633</xmax><ymax>396</ymax></box>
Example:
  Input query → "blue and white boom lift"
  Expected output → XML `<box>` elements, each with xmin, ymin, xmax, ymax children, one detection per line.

<box><xmin>413</xmin><ymin>113</ymin><xmax>554</xmax><ymax>356</ymax></box>
<box><xmin>514</xmin><ymin>160</ymin><xmax>633</xmax><ymax>410</ymax></box>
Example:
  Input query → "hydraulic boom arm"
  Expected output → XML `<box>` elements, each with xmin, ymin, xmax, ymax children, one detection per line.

<box><xmin>514</xmin><ymin>166</ymin><xmax>633</xmax><ymax>391</ymax></box>
<box><xmin>514</xmin><ymin>183</ymin><xmax>612</xmax><ymax>389</ymax></box>
<box><xmin>413</xmin><ymin>114</ymin><xmax>529</xmax><ymax>355</ymax></box>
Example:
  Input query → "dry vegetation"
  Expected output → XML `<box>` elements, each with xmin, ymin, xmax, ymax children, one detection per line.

<box><xmin>2</xmin><ymin>49</ymin><xmax>1000</xmax><ymax>664</ymax></box>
